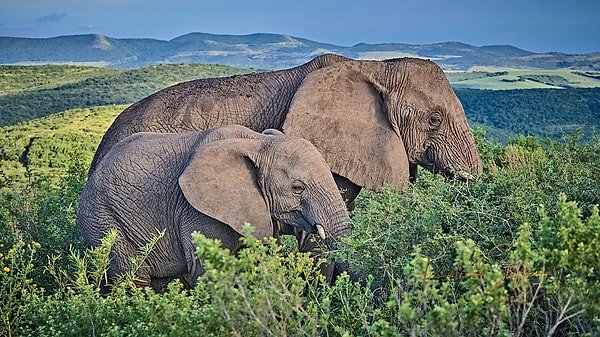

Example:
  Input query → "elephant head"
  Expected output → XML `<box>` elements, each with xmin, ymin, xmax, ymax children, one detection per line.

<box><xmin>179</xmin><ymin>132</ymin><xmax>355</xmax><ymax>285</ymax></box>
<box><xmin>178</xmin><ymin>133</ymin><xmax>350</xmax><ymax>245</ymax></box>
<box><xmin>283</xmin><ymin>58</ymin><xmax>482</xmax><ymax>194</ymax></box>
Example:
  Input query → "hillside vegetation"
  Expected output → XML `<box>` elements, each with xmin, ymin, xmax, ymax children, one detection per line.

<box><xmin>455</xmin><ymin>87</ymin><xmax>600</xmax><ymax>142</ymax></box>
<box><xmin>0</xmin><ymin>63</ymin><xmax>253</xmax><ymax>126</ymax></box>
<box><xmin>0</xmin><ymin>105</ymin><xmax>125</xmax><ymax>190</ymax></box>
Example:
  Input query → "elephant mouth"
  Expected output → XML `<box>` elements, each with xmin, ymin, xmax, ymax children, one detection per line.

<box><xmin>302</xmin><ymin>222</ymin><xmax>327</xmax><ymax>241</ymax></box>
<box><xmin>279</xmin><ymin>210</ymin><xmax>327</xmax><ymax>240</ymax></box>
<box><xmin>422</xmin><ymin>148</ymin><xmax>474</xmax><ymax>181</ymax></box>
<box><xmin>440</xmin><ymin>168</ymin><xmax>474</xmax><ymax>181</ymax></box>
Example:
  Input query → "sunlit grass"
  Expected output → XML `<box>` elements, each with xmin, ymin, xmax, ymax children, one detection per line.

<box><xmin>447</xmin><ymin>69</ymin><xmax>600</xmax><ymax>90</ymax></box>
<box><xmin>0</xmin><ymin>105</ymin><xmax>123</xmax><ymax>190</ymax></box>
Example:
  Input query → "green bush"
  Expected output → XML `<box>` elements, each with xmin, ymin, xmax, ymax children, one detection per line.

<box><xmin>0</xmin><ymin>158</ymin><xmax>88</xmax><ymax>295</ymax></box>
<box><xmin>1</xmin><ymin>130</ymin><xmax>599</xmax><ymax>336</ymax></box>
<box><xmin>194</xmin><ymin>227</ymin><xmax>332</xmax><ymax>336</ymax></box>
<box><xmin>0</xmin><ymin>239</ymin><xmax>41</xmax><ymax>337</ymax></box>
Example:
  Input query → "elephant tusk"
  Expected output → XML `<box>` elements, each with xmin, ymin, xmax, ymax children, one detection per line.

<box><xmin>456</xmin><ymin>170</ymin><xmax>474</xmax><ymax>181</ymax></box>
<box><xmin>316</xmin><ymin>224</ymin><xmax>326</xmax><ymax>241</ymax></box>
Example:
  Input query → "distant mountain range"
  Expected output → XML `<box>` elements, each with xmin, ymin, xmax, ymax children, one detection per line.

<box><xmin>1</xmin><ymin>32</ymin><xmax>599</xmax><ymax>70</ymax></box>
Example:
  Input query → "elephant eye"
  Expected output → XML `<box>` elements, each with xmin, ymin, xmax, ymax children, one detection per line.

<box><xmin>291</xmin><ymin>182</ymin><xmax>305</xmax><ymax>195</ymax></box>
<box><xmin>428</xmin><ymin>112</ymin><xmax>443</xmax><ymax>128</ymax></box>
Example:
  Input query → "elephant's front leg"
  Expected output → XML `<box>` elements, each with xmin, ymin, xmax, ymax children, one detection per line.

<box><xmin>180</xmin><ymin>216</ymin><xmax>244</xmax><ymax>288</ymax></box>
<box><xmin>180</xmin><ymin>232</ymin><xmax>204</xmax><ymax>289</ymax></box>
<box><xmin>333</xmin><ymin>174</ymin><xmax>362</xmax><ymax>211</ymax></box>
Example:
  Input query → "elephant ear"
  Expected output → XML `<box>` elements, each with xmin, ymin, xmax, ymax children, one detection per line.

<box><xmin>178</xmin><ymin>138</ymin><xmax>273</xmax><ymax>239</ymax></box>
<box><xmin>283</xmin><ymin>62</ymin><xmax>410</xmax><ymax>192</ymax></box>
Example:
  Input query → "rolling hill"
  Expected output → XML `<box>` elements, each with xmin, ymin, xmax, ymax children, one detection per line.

<box><xmin>1</xmin><ymin>32</ymin><xmax>599</xmax><ymax>70</ymax></box>
<box><xmin>0</xmin><ymin>63</ymin><xmax>252</xmax><ymax>126</ymax></box>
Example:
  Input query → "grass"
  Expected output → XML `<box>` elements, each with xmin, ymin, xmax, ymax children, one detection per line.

<box><xmin>0</xmin><ymin>105</ymin><xmax>124</xmax><ymax>190</ymax></box>
<box><xmin>0</xmin><ymin>63</ymin><xmax>254</xmax><ymax>126</ymax></box>
<box><xmin>0</xmin><ymin>65</ymin><xmax>117</xmax><ymax>97</ymax></box>
<box><xmin>447</xmin><ymin>69</ymin><xmax>600</xmax><ymax>90</ymax></box>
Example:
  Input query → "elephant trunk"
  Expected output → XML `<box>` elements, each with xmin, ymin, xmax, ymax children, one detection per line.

<box><xmin>320</xmin><ymin>213</ymin><xmax>366</xmax><ymax>284</ymax></box>
<box><xmin>296</xmin><ymin>196</ymin><xmax>363</xmax><ymax>283</ymax></box>
<box><xmin>448</xmin><ymin>130</ymin><xmax>482</xmax><ymax>180</ymax></box>
<box><xmin>324</xmin><ymin>230</ymin><xmax>369</xmax><ymax>286</ymax></box>
<box><xmin>460</xmin><ymin>140</ymin><xmax>483</xmax><ymax>179</ymax></box>
<box><xmin>422</xmin><ymin>126</ymin><xmax>482</xmax><ymax>181</ymax></box>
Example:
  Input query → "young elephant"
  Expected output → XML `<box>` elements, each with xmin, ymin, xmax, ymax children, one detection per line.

<box><xmin>77</xmin><ymin>125</ymin><xmax>352</xmax><ymax>290</ymax></box>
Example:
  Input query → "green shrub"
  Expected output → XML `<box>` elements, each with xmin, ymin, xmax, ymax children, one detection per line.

<box><xmin>194</xmin><ymin>226</ymin><xmax>332</xmax><ymax>336</ymax></box>
<box><xmin>0</xmin><ymin>158</ymin><xmax>88</xmax><ymax>294</ymax></box>
<box><xmin>19</xmin><ymin>230</ymin><xmax>221</xmax><ymax>337</ymax></box>
<box><xmin>536</xmin><ymin>195</ymin><xmax>600</xmax><ymax>333</ymax></box>
<box><xmin>1</xmin><ymin>130</ymin><xmax>599</xmax><ymax>336</ymax></box>
<box><xmin>0</xmin><ymin>239</ymin><xmax>41</xmax><ymax>337</ymax></box>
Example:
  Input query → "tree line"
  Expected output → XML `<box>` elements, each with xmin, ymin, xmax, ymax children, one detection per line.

<box><xmin>455</xmin><ymin>87</ymin><xmax>600</xmax><ymax>142</ymax></box>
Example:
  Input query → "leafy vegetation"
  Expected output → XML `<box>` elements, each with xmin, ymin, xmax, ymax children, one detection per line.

<box><xmin>0</xmin><ymin>105</ymin><xmax>125</xmax><ymax>190</ymax></box>
<box><xmin>456</xmin><ymin>87</ymin><xmax>600</xmax><ymax>142</ymax></box>
<box><xmin>0</xmin><ymin>64</ymin><xmax>253</xmax><ymax>126</ymax></box>
<box><xmin>1</xmin><ymin>103</ymin><xmax>599</xmax><ymax>336</ymax></box>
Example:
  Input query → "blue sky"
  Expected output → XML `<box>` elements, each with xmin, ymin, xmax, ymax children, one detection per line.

<box><xmin>1</xmin><ymin>0</ymin><xmax>599</xmax><ymax>54</ymax></box>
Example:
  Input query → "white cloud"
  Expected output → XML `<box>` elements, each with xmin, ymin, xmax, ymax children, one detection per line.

<box><xmin>35</xmin><ymin>12</ymin><xmax>67</xmax><ymax>23</ymax></box>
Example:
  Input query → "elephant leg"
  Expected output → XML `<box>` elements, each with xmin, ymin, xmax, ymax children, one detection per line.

<box><xmin>409</xmin><ymin>163</ymin><xmax>418</xmax><ymax>183</ymax></box>
<box><xmin>333</xmin><ymin>174</ymin><xmax>361</xmax><ymax>211</ymax></box>
<box><xmin>181</xmin><ymin>235</ymin><xmax>204</xmax><ymax>289</ymax></box>
<box><xmin>180</xmin><ymin>219</ymin><xmax>243</xmax><ymax>288</ymax></box>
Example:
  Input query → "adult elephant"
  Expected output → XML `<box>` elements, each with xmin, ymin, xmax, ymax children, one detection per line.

<box><xmin>89</xmin><ymin>54</ymin><xmax>482</xmax><ymax>203</ymax></box>
<box><xmin>77</xmin><ymin>125</ymin><xmax>353</xmax><ymax>290</ymax></box>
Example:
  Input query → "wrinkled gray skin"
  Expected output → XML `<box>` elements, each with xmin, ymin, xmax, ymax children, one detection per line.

<box><xmin>77</xmin><ymin>125</ymin><xmax>352</xmax><ymax>290</ymax></box>
<box><xmin>89</xmin><ymin>54</ymin><xmax>483</xmax><ymax>280</ymax></box>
